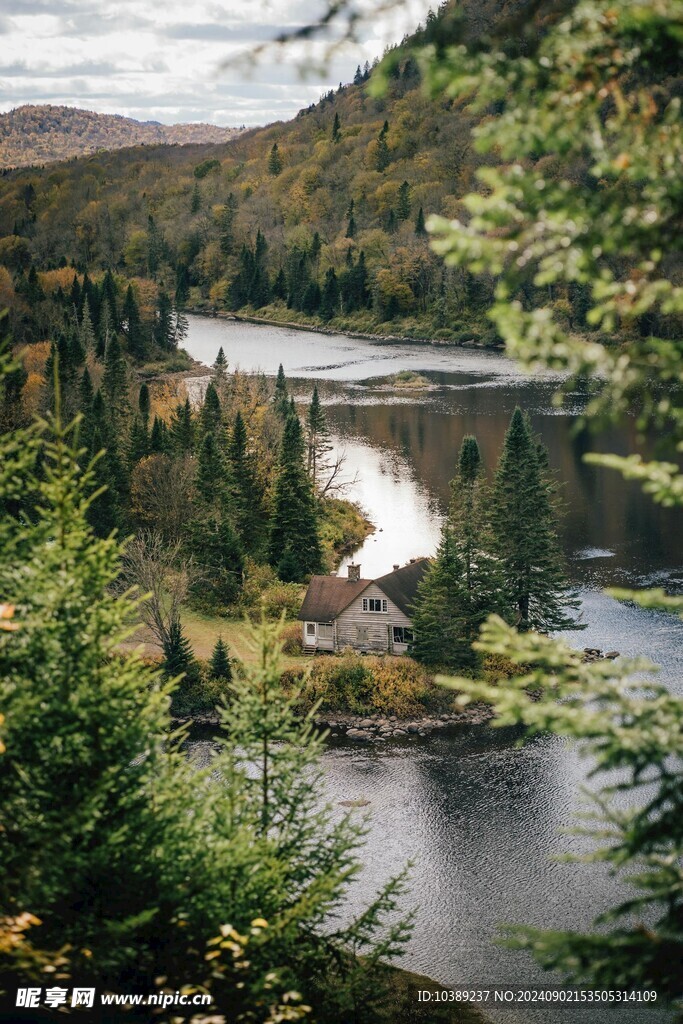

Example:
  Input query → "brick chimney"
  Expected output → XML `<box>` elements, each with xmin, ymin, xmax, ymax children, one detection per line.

<box><xmin>393</xmin><ymin>564</ymin><xmax>399</xmax><ymax>572</ymax></box>
<box><xmin>347</xmin><ymin>563</ymin><xmax>361</xmax><ymax>582</ymax></box>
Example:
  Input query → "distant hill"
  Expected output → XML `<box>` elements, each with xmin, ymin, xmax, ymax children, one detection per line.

<box><xmin>0</xmin><ymin>105</ymin><xmax>245</xmax><ymax>169</ymax></box>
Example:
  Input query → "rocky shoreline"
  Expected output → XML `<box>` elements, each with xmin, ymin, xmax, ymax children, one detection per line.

<box><xmin>314</xmin><ymin>704</ymin><xmax>493</xmax><ymax>743</ymax></box>
<box><xmin>175</xmin><ymin>647</ymin><xmax>620</xmax><ymax>739</ymax></box>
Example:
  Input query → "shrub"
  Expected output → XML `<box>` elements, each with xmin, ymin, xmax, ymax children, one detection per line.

<box><xmin>291</xmin><ymin>652</ymin><xmax>435</xmax><ymax>717</ymax></box>
<box><xmin>169</xmin><ymin>661</ymin><xmax>231</xmax><ymax>717</ymax></box>
<box><xmin>281</xmin><ymin>621</ymin><xmax>303</xmax><ymax>655</ymax></box>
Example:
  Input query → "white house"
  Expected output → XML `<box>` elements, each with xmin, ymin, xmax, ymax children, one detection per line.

<box><xmin>298</xmin><ymin>558</ymin><xmax>430</xmax><ymax>655</ymax></box>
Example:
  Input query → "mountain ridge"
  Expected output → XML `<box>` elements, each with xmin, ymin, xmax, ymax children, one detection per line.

<box><xmin>0</xmin><ymin>104</ymin><xmax>245</xmax><ymax>169</ymax></box>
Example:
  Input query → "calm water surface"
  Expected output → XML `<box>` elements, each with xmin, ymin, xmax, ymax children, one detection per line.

<box><xmin>185</xmin><ymin>315</ymin><xmax>682</xmax><ymax>1023</ymax></box>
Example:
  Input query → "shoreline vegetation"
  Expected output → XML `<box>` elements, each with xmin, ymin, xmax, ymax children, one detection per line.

<box><xmin>188</xmin><ymin>306</ymin><xmax>504</xmax><ymax>350</ymax></box>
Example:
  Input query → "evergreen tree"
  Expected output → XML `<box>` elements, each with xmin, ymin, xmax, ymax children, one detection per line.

<box><xmin>170</xmin><ymin>398</ymin><xmax>194</xmax><ymax>454</ymax></box>
<box><xmin>209</xmin><ymin>635</ymin><xmax>232</xmax><ymax>680</ymax></box>
<box><xmin>397</xmin><ymin>180</ymin><xmax>412</xmax><ymax>221</ymax></box>
<box><xmin>128</xmin><ymin>416</ymin><xmax>149</xmax><ymax>467</ymax></box>
<box><xmin>301</xmin><ymin>280</ymin><xmax>321</xmax><ymax>314</ymax></box>
<box><xmin>188</xmin><ymin>513</ymin><xmax>245</xmax><ymax>608</ymax></box>
<box><xmin>138</xmin><ymin>382</ymin><xmax>151</xmax><ymax>428</ymax></box>
<box><xmin>200</xmin><ymin>380</ymin><xmax>222</xmax><ymax>436</ymax></box>
<box><xmin>268</xmin><ymin>143</ymin><xmax>283</xmax><ymax>176</ymax></box>
<box><xmin>273</xmin><ymin>363</ymin><xmax>289</xmax><ymax>418</ymax></box>
<box><xmin>163</xmin><ymin>617</ymin><xmax>198</xmax><ymax>683</ymax></box>
<box><xmin>415</xmin><ymin>206</ymin><xmax>426</xmax><ymax>235</ymax></box>
<box><xmin>269</xmin><ymin>414</ymin><xmax>323</xmax><ymax>582</ymax></box>
<box><xmin>149</xmin><ymin>414</ymin><xmax>169</xmax><ymax>454</ymax></box>
<box><xmin>175</xmin><ymin>263</ymin><xmax>190</xmax><ymax>306</ymax></box>
<box><xmin>97</xmin><ymin>297</ymin><xmax>113</xmax><ymax>359</ymax></box>
<box><xmin>102</xmin><ymin>336</ymin><xmax>129</xmax><ymax>431</ymax></box>
<box><xmin>376</xmin><ymin>120</ymin><xmax>390</xmax><ymax>171</ymax></box>
<box><xmin>101</xmin><ymin>269</ymin><xmax>119</xmax><ymax>329</ymax></box>
<box><xmin>320</xmin><ymin>267</ymin><xmax>340</xmax><ymax>321</ymax></box>
<box><xmin>213</xmin><ymin>345</ymin><xmax>228</xmax><ymax>380</ymax></box>
<box><xmin>195</xmin><ymin>431</ymin><xmax>226</xmax><ymax>506</ymax></box>
<box><xmin>307</xmin><ymin>384</ymin><xmax>332</xmax><ymax>486</ymax></box>
<box><xmin>228</xmin><ymin>410</ymin><xmax>265</xmax><ymax>555</ymax></box>
<box><xmin>412</xmin><ymin>436</ymin><xmax>504</xmax><ymax>669</ymax></box>
<box><xmin>122</xmin><ymin>284</ymin><xmax>146</xmax><ymax>360</ymax></box>
<box><xmin>272</xmin><ymin>267</ymin><xmax>287</xmax><ymax>301</ymax></box>
<box><xmin>154</xmin><ymin>291</ymin><xmax>175</xmax><ymax>351</ymax></box>
<box><xmin>331</xmin><ymin>111</ymin><xmax>341</xmax><ymax>142</ymax></box>
<box><xmin>190</xmin><ymin>181</ymin><xmax>201</xmax><ymax>214</ymax></box>
<box><xmin>387</xmin><ymin>208</ymin><xmax>398</xmax><ymax>234</ymax></box>
<box><xmin>491</xmin><ymin>408</ymin><xmax>580</xmax><ymax>632</ymax></box>
<box><xmin>77</xmin><ymin>366</ymin><xmax>95</xmax><ymax>452</ymax></box>
<box><xmin>353</xmin><ymin>64</ymin><xmax>363</xmax><ymax>85</ymax></box>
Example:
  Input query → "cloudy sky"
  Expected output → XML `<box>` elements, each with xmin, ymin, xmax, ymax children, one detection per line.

<box><xmin>1</xmin><ymin>0</ymin><xmax>433</xmax><ymax>127</ymax></box>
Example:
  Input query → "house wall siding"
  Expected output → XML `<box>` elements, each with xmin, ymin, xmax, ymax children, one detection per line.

<box><xmin>335</xmin><ymin>583</ymin><xmax>412</xmax><ymax>652</ymax></box>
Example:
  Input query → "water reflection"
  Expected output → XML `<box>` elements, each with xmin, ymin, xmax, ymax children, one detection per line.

<box><xmin>184</xmin><ymin>315</ymin><xmax>680</xmax><ymax>1023</ymax></box>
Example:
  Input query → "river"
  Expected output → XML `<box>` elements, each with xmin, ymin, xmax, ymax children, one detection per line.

<box><xmin>184</xmin><ymin>314</ymin><xmax>682</xmax><ymax>1023</ymax></box>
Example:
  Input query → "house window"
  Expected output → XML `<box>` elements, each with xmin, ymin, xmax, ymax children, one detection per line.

<box><xmin>393</xmin><ymin>626</ymin><xmax>414</xmax><ymax>645</ymax></box>
<box><xmin>362</xmin><ymin>598</ymin><xmax>387</xmax><ymax>613</ymax></box>
<box><xmin>318</xmin><ymin>623</ymin><xmax>334</xmax><ymax>639</ymax></box>
<box><xmin>306</xmin><ymin>623</ymin><xmax>316</xmax><ymax>637</ymax></box>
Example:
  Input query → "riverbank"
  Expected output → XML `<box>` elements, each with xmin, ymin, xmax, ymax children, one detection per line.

<box><xmin>185</xmin><ymin>305</ymin><xmax>502</xmax><ymax>351</ymax></box>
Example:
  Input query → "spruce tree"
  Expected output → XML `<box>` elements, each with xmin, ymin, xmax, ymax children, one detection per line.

<box><xmin>491</xmin><ymin>408</ymin><xmax>581</xmax><ymax>632</ymax></box>
<box><xmin>331</xmin><ymin>111</ymin><xmax>341</xmax><ymax>142</ymax></box>
<box><xmin>138</xmin><ymin>382</ymin><xmax>150</xmax><ymax>428</ymax></box>
<box><xmin>320</xmin><ymin>267</ymin><xmax>339</xmax><ymax>321</ymax></box>
<box><xmin>154</xmin><ymin>291</ymin><xmax>175</xmax><ymax>351</ymax></box>
<box><xmin>307</xmin><ymin>384</ymin><xmax>332</xmax><ymax>486</ymax></box>
<box><xmin>149</xmin><ymin>414</ymin><xmax>169</xmax><ymax>454</ymax></box>
<box><xmin>376</xmin><ymin>120</ymin><xmax>390</xmax><ymax>171</ymax></box>
<box><xmin>195</xmin><ymin>431</ymin><xmax>226</xmax><ymax>506</ymax></box>
<box><xmin>170</xmin><ymin>398</ymin><xmax>194</xmax><ymax>454</ymax></box>
<box><xmin>102</xmin><ymin>336</ymin><xmax>129</xmax><ymax>431</ymax></box>
<box><xmin>209</xmin><ymin>635</ymin><xmax>232</xmax><ymax>680</ymax></box>
<box><xmin>397</xmin><ymin>180</ymin><xmax>412</xmax><ymax>221</ymax></box>
<box><xmin>228</xmin><ymin>410</ymin><xmax>264</xmax><ymax>555</ymax></box>
<box><xmin>128</xmin><ymin>417</ymin><xmax>149</xmax><ymax>467</ymax></box>
<box><xmin>200</xmin><ymin>380</ymin><xmax>222</xmax><ymax>436</ymax></box>
<box><xmin>415</xmin><ymin>206</ymin><xmax>426</xmax><ymax>235</ymax></box>
<box><xmin>412</xmin><ymin>436</ymin><xmax>504</xmax><ymax>669</ymax></box>
<box><xmin>268</xmin><ymin>143</ymin><xmax>283</xmax><ymax>176</ymax></box>
<box><xmin>163</xmin><ymin>617</ymin><xmax>199</xmax><ymax>684</ymax></box>
<box><xmin>122</xmin><ymin>284</ymin><xmax>146</xmax><ymax>360</ymax></box>
<box><xmin>273</xmin><ymin>363</ymin><xmax>289</xmax><ymax>418</ymax></box>
<box><xmin>269</xmin><ymin>414</ymin><xmax>323</xmax><ymax>582</ymax></box>
<box><xmin>190</xmin><ymin>181</ymin><xmax>201</xmax><ymax>214</ymax></box>
<box><xmin>188</xmin><ymin>514</ymin><xmax>245</xmax><ymax>608</ymax></box>
<box><xmin>213</xmin><ymin>345</ymin><xmax>228</xmax><ymax>380</ymax></box>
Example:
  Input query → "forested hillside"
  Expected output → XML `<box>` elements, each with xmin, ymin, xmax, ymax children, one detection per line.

<box><xmin>0</xmin><ymin>0</ymin><xmax>679</xmax><ymax>349</ymax></box>
<box><xmin>0</xmin><ymin>105</ymin><xmax>244</xmax><ymax>169</ymax></box>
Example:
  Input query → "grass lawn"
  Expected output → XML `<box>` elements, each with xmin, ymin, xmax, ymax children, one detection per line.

<box><xmin>133</xmin><ymin>608</ymin><xmax>308</xmax><ymax>671</ymax></box>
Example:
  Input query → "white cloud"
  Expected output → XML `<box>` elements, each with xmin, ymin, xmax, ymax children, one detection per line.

<box><xmin>1</xmin><ymin>0</ymin><xmax>434</xmax><ymax>126</ymax></box>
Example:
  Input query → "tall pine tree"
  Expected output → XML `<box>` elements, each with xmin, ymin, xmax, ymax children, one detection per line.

<box><xmin>269</xmin><ymin>414</ymin><xmax>323</xmax><ymax>582</ymax></box>
<box><xmin>412</xmin><ymin>436</ymin><xmax>504</xmax><ymax>669</ymax></box>
<box><xmin>491</xmin><ymin>408</ymin><xmax>581</xmax><ymax>632</ymax></box>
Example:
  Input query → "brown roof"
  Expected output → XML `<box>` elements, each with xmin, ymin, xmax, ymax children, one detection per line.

<box><xmin>298</xmin><ymin>576</ymin><xmax>371</xmax><ymax>622</ymax></box>
<box><xmin>298</xmin><ymin>558</ymin><xmax>431</xmax><ymax>622</ymax></box>
<box><xmin>374</xmin><ymin>558</ymin><xmax>431</xmax><ymax>616</ymax></box>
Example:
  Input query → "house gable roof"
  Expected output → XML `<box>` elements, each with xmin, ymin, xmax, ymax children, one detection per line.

<box><xmin>298</xmin><ymin>576</ymin><xmax>372</xmax><ymax>621</ymax></box>
<box><xmin>374</xmin><ymin>558</ymin><xmax>431</xmax><ymax>616</ymax></box>
<box><xmin>298</xmin><ymin>558</ymin><xmax>431</xmax><ymax>622</ymax></box>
